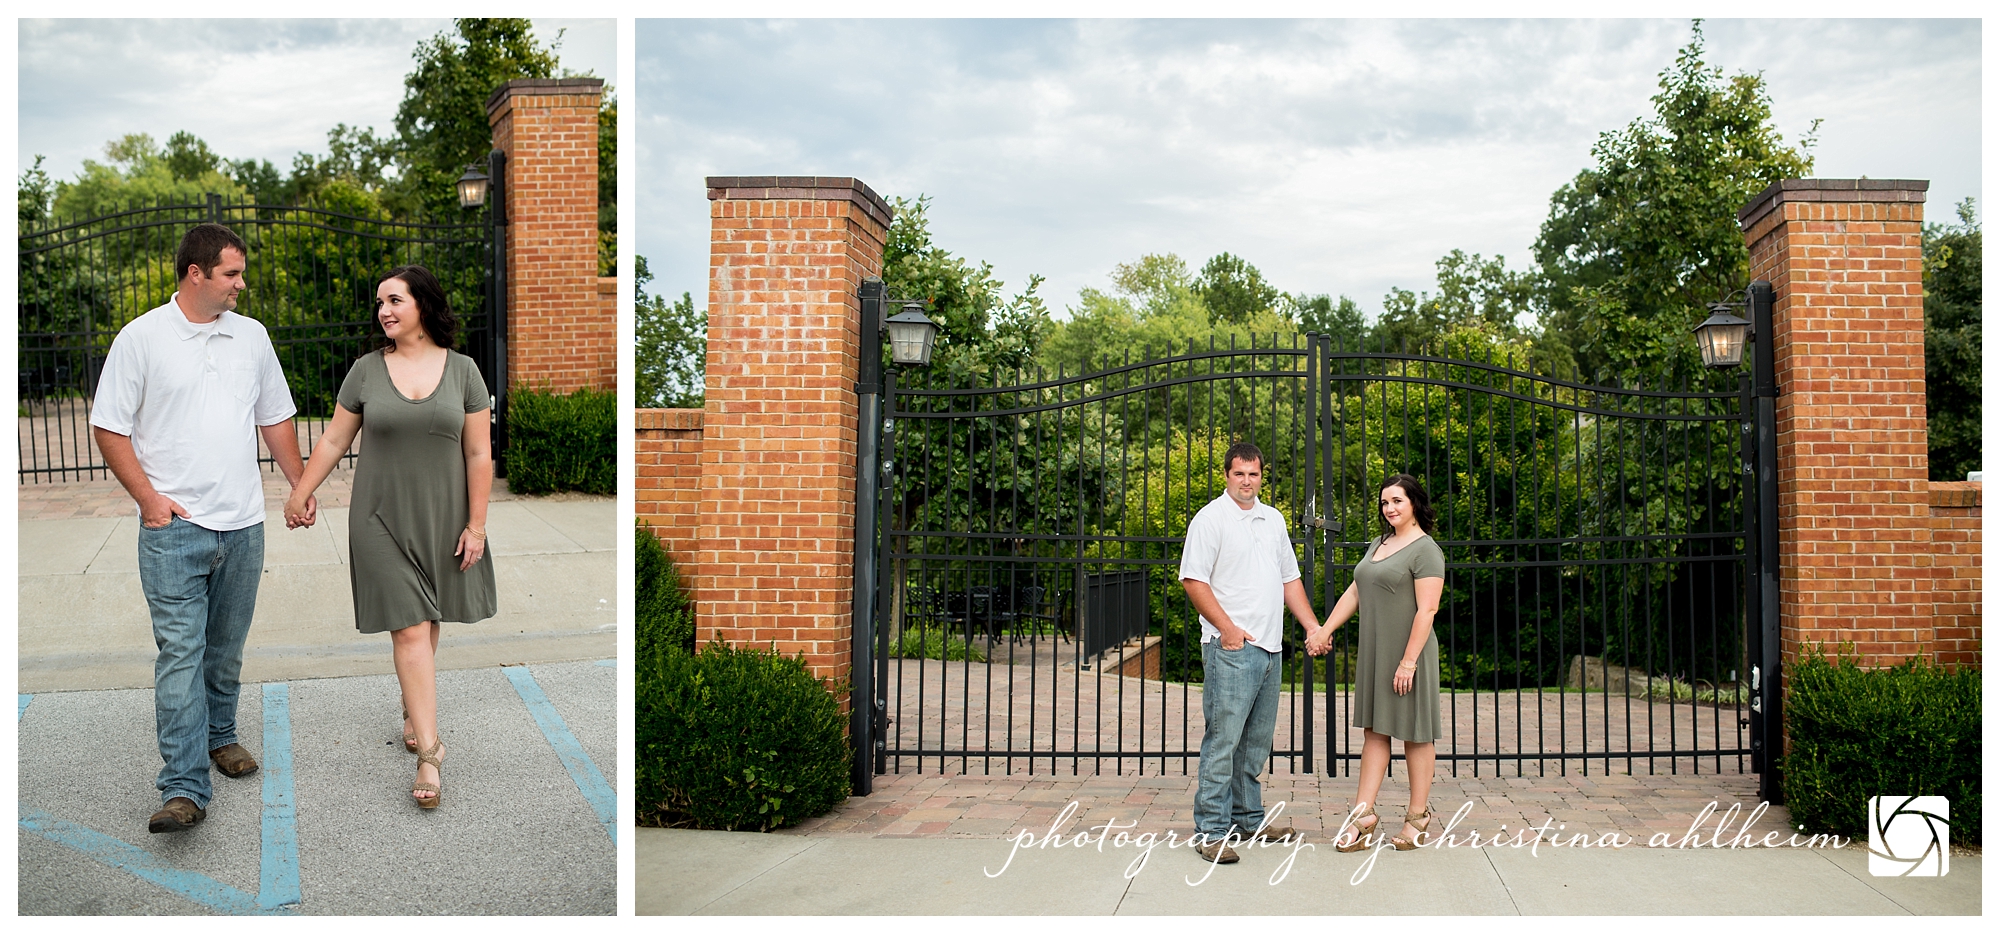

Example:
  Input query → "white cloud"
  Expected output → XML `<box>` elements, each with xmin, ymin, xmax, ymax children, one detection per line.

<box><xmin>19</xmin><ymin>18</ymin><xmax>617</xmax><ymax>187</ymax></box>
<box><xmin>636</xmin><ymin>18</ymin><xmax>1980</xmax><ymax>320</ymax></box>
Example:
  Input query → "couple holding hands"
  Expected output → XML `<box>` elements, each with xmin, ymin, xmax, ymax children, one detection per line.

<box><xmin>1178</xmin><ymin>442</ymin><xmax>1444</xmax><ymax>864</ymax></box>
<box><xmin>92</xmin><ymin>224</ymin><xmax>497</xmax><ymax>834</ymax></box>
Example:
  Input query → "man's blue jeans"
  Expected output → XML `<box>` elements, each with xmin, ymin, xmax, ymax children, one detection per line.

<box><xmin>1194</xmin><ymin>639</ymin><xmax>1282</xmax><ymax>839</ymax></box>
<box><xmin>138</xmin><ymin>517</ymin><xmax>263</xmax><ymax>809</ymax></box>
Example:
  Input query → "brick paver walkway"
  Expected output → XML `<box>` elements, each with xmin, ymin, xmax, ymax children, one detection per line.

<box><xmin>792</xmin><ymin>655</ymin><xmax>1782</xmax><ymax>845</ymax></box>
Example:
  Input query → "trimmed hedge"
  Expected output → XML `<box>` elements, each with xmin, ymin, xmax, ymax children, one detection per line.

<box><xmin>637</xmin><ymin>641</ymin><xmax>852</xmax><ymax>831</ymax></box>
<box><xmin>505</xmin><ymin>384</ymin><xmax>615</xmax><ymax>495</ymax></box>
<box><xmin>1782</xmin><ymin>646</ymin><xmax>1981</xmax><ymax>844</ymax></box>
<box><xmin>636</xmin><ymin>522</ymin><xmax>694</xmax><ymax>657</ymax></box>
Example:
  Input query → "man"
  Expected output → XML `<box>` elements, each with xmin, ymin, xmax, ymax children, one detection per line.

<box><xmin>91</xmin><ymin>224</ymin><xmax>314</xmax><ymax>833</ymax></box>
<box><xmin>1179</xmin><ymin>441</ymin><xmax>1322</xmax><ymax>864</ymax></box>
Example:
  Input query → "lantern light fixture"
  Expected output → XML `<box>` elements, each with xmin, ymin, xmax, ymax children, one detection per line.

<box><xmin>885</xmin><ymin>301</ymin><xmax>939</xmax><ymax>366</ymax></box>
<box><xmin>1693</xmin><ymin>296</ymin><xmax>1753</xmax><ymax>369</ymax></box>
<box><xmin>456</xmin><ymin>165</ymin><xmax>490</xmax><ymax>210</ymax></box>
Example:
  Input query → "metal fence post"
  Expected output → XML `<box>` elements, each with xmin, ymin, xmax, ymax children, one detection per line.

<box><xmin>851</xmin><ymin>278</ymin><xmax>885</xmax><ymax>794</ymax></box>
<box><xmin>1749</xmin><ymin>279</ymin><xmax>1783</xmax><ymax>803</ymax></box>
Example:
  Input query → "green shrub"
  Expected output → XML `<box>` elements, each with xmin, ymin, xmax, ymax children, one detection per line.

<box><xmin>1783</xmin><ymin>646</ymin><xmax>1981</xmax><ymax>844</ymax></box>
<box><xmin>636</xmin><ymin>522</ymin><xmax>694</xmax><ymax>659</ymax></box>
<box><xmin>888</xmin><ymin>628</ymin><xmax>987</xmax><ymax>662</ymax></box>
<box><xmin>505</xmin><ymin>384</ymin><xmax>615</xmax><ymax>495</ymax></box>
<box><xmin>637</xmin><ymin>641</ymin><xmax>851</xmax><ymax>831</ymax></box>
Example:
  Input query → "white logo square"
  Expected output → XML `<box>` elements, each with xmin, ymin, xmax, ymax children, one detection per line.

<box><xmin>1867</xmin><ymin>796</ymin><xmax>1949</xmax><ymax>877</ymax></box>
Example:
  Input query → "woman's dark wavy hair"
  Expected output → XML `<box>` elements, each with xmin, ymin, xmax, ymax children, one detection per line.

<box><xmin>1378</xmin><ymin>473</ymin><xmax>1438</xmax><ymax>535</ymax></box>
<box><xmin>376</xmin><ymin>264</ymin><xmax>458</xmax><ymax>351</ymax></box>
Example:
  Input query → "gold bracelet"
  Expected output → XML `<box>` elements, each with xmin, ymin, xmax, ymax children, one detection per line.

<box><xmin>465</xmin><ymin>526</ymin><xmax>487</xmax><ymax>540</ymax></box>
<box><xmin>1398</xmin><ymin>661</ymin><xmax>1418</xmax><ymax>671</ymax></box>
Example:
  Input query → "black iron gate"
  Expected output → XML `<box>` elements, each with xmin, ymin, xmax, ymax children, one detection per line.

<box><xmin>856</xmin><ymin>308</ymin><xmax>1769</xmax><ymax>785</ymax></box>
<box><xmin>18</xmin><ymin>191</ymin><xmax>504</xmax><ymax>482</ymax></box>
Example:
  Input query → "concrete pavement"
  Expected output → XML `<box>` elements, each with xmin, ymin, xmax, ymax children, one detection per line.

<box><xmin>17</xmin><ymin>493</ymin><xmax>616</xmax><ymax>692</ymax></box>
<box><xmin>19</xmin><ymin>660</ymin><xmax>615</xmax><ymax>915</ymax></box>
<box><xmin>637</xmin><ymin>824</ymin><xmax>1980</xmax><ymax>915</ymax></box>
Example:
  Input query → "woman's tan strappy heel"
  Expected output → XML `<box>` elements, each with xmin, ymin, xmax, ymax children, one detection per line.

<box><xmin>1334</xmin><ymin>803</ymin><xmax>1379</xmax><ymax>853</ymax></box>
<box><xmin>413</xmin><ymin>738</ymin><xmax>445</xmax><ymax>809</ymax></box>
<box><xmin>1392</xmin><ymin>806</ymin><xmax>1432</xmax><ymax>850</ymax></box>
<box><xmin>401</xmin><ymin>706</ymin><xmax>417</xmax><ymax>753</ymax></box>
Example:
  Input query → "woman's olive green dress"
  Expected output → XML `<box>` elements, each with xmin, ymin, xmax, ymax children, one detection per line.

<box><xmin>1351</xmin><ymin>533</ymin><xmax>1447</xmax><ymax>742</ymax></box>
<box><xmin>338</xmin><ymin>349</ymin><xmax>498</xmax><ymax>634</ymax></box>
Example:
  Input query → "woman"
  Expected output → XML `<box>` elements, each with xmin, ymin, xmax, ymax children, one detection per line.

<box><xmin>285</xmin><ymin>264</ymin><xmax>498</xmax><ymax>809</ymax></box>
<box><xmin>1307</xmin><ymin>474</ymin><xmax>1446</xmax><ymax>851</ymax></box>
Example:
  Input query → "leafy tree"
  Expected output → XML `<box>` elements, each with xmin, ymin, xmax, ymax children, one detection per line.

<box><xmin>282</xmin><ymin>124</ymin><xmax>401</xmax><ymax>205</ymax></box>
<box><xmin>391</xmin><ymin>18</ymin><xmax>562</xmax><ymax>217</ymax></box>
<box><xmin>881</xmin><ymin>194</ymin><xmax>1049</xmax><ymax>379</ymax></box>
<box><xmin>1287</xmin><ymin>292</ymin><xmax>1367</xmax><ymax>348</ymax></box>
<box><xmin>634</xmin><ymin>254</ymin><xmax>704</xmax><ymax>409</ymax></box>
<box><xmin>50</xmin><ymin>132</ymin><xmax>249</xmax><ymax>219</ymax></box>
<box><xmin>1194</xmin><ymin>251</ymin><xmax>1281</xmax><ymax>325</ymax></box>
<box><xmin>1532</xmin><ymin>21</ymin><xmax>1817</xmax><ymax>383</ymax></box>
<box><xmin>1924</xmin><ymin>198</ymin><xmax>1981</xmax><ymax>481</ymax></box>
<box><xmin>598</xmin><ymin>91</ymin><xmax>617</xmax><ymax>276</ymax></box>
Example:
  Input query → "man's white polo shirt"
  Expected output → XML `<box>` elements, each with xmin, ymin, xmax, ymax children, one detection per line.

<box><xmin>1178</xmin><ymin>493</ymin><xmax>1300</xmax><ymax>654</ymax></box>
<box><xmin>89</xmin><ymin>297</ymin><xmax>297</xmax><ymax>531</ymax></box>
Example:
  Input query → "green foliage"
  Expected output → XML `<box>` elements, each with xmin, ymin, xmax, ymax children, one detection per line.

<box><xmin>1782</xmin><ymin>646</ymin><xmax>1981</xmax><ymax>844</ymax></box>
<box><xmin>504</xmin><ymin>384</ymin><xmax>615</xmax><ymax>494</ymax></box>
<box><xmin>50</xmin><ymin>132</ymin><xmax>251</xmax><ymax>219</ymax></box>
<box><xmin>598</xmin><ymin>92</ymin><xmax>617</xmax><ymax>277</ymax></box>
<box><xmin>392</xmin><ymin>18</ymin><xmax>562</xmax><ymax>217</ymax></box>
<box><xmin>888</xmin><ymin>629</ymin><xmax>987</xmax><ymax>662</ymax></box>
<box><xmin>1923</xmin><ymin>199</ymin><xmax>1981</xmax><ymax>481</ymax></box>
<box><xmin>882</xmin><ymin>194</ymin><xmax>1050</xmax><ymax>379</ymax></box>
<box><xmin>1289</xmin><ymin>292</ymin><xmax>1367</xmax><ymax>348</ymax></box>
<box><xmin>1041</xmin><ymin>251</ymin><xmax>1302</xmax><ymax>376</ymax></box>
<box><xmin>1532</xmin><ymin>22</ymin><xmax>1817</xmax><ymax>383</ymax></box>
<box><xmin>1195</xmin><ymin>252</ymin><xmax>1281</xmax><ymax>325</ymax></box>
<box><xmin>636</xmin><ymin>522</ymin><xmax>695</xmax><ymax>658</ymax></box>
<box><xmin>636</xmin><ymin>642</ymin><xmax>851</xmax><ymax>831</ymax></box>
<box><xmin>634</xmin><ymin>255</ymin><xmax>705</xmax><ymax>409</ymax></box>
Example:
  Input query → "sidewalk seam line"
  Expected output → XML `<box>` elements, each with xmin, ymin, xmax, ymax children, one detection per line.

<box><xmin>695</xmin><ymin>838</ymin><xmax>825</xmax><ymax>915</ymax></box>
<box><xmin>1483</xmin><ymin>843</ymin><xmax>1523</xmax><ymax>915</ymax></box>
<box><xmin>1810</xmin><ymin>842</ymin><xmax>1918</xmax><ymax>915</ymax></box>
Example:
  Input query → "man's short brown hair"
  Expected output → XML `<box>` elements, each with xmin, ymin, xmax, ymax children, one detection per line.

<box><xmin>1223</xmin><ymin>441</ymin><xmax>1264</xmax><ymax>473</ymax></box>
<box><xmin>174</xmin><ymin>224</ymin><xmax>248</xmax><ymax>283</ymax></box>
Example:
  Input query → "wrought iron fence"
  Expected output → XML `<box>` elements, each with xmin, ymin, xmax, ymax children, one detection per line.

<box><xmin>18</xmin><ymin>193</ymin><xmax>496</xmax><ymax>483</ymax></box>
<box><xmin>866</xmin><ymin>331</ymin><xmax>1757</xmax><ymax>781</ymax></box>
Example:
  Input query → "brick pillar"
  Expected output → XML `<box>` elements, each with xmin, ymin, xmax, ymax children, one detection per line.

<box><xmin>486</xmin><ymin>77</ymin><xmax>613</xmax><ymax>393</ymax></box>
<box><xmin>696</xmin><ymin>176</ymin><xmax>893</xmax><ymax>683</ymax></box>
<box><xmin>1737</xmin><ymin>179</ymin><xmax>1931</xmax><ymax>668</ymax></box>
<box><xmin>1927</xmin><ymin>481</ymin><xmax>1982</xmax><ymax>669</ymax></box>
<box><xmin>636</xmin><ymin>408</ymin><xmax>705</xmax><ymax>570</ymax></box>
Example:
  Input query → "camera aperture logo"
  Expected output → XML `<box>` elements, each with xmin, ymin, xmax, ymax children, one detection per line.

<box><xmin>1867</xmin><ymin>796</ymin><xmax>1949</xmax><ymax>877</ymax></box>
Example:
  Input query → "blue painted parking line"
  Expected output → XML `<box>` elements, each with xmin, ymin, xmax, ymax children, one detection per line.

<box><xmin>594</xmin><ymin>658</ymin><xmax>614</xmax><ymax>667</ymax></box>
<box><xmin>18</xmin><ymin>805</ymin><xmax>284</xmax><ymax>916</ymax></box>
<box><xmin>19</xmin><ymin>694</ymin><xmax>30</xmax><ymax>721</ymax></box>
<box><xmin>259</xmin><ymin>683</ymin><xmax>301</xmax><ymax>910</ymax></box>
<box><xmin>503</xmin><ymin>666</ymin><xmax>617</xmax><ymax>844</ymax></box>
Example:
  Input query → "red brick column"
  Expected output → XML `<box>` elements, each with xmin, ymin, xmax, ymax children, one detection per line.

<box><xmin>486</xmin><ymin>77</ymin><xmax>613</xmax><ymax>393</ymax></box>
<box><xmin>1927</xmin><ymin>481</ymin><xmax>1982</xmax><ymax>668</ymax></box>
<box><xmin>696</xmin><ymin>176</ymin><xmax>892</xmax><ymax>683</ymax></box>
<box><xmin>1738</xmin><ymin>179</ymin><xmax>1932</xmax><ymax>668</ymax></box>
<box><xmin>636</xmin><ymin>409</ymin><xmax>705</xmax><ymax>570</ymax></box>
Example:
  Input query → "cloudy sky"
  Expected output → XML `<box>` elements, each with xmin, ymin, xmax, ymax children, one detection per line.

<box><xmin>18</xmin><ymin>18</ymin><xmax>616</xmax><ymax>188</ymax></box>
<box><xmin>636</xmin><ymin>18</ymin><xmax>1981</xmax><ymax>321</ymax></box>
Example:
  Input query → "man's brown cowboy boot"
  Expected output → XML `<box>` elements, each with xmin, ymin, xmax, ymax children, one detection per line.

<box><xmin>209</xmin><ymin>743</ymin><xmax>259</xmax><ymax>778</ymax></box>
<box><xmin>148</xmin><ymin>797</ymin><xmax>206</xmax><ymax>834</ymax></box>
